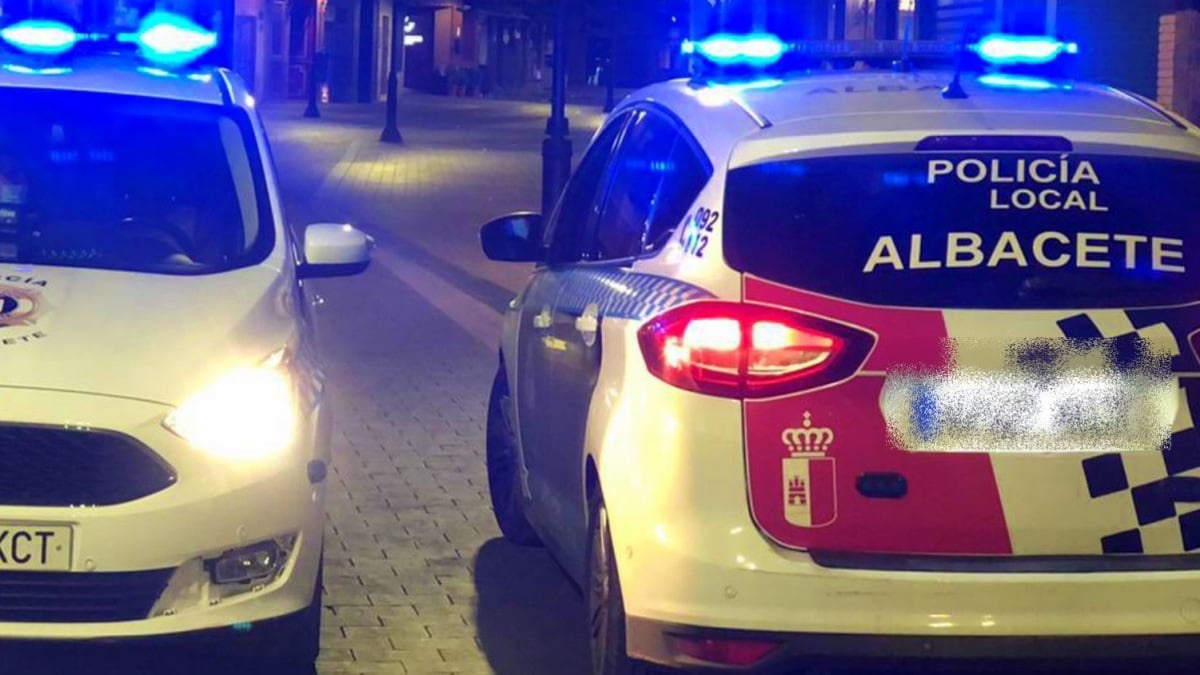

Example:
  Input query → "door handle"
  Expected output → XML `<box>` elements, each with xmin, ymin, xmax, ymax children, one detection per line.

<box><xmin>532</xmin><ymin>306</ymin><xmax>552</xmax><ymax>330</ymax></box>
<box><xmin>575</xmin><ymin>315</ymin><xmax>598</xmax><ymax>335</ymax></box>
<box><xmin>576</xmin><ymin>303</ymin><xmax>600</xmax><ymax>347</ymax></box>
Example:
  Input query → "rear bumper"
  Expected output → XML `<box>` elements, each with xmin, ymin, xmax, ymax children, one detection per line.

<box><xmin>628</xmin><ymin>617</ymin><xmax>1200</xmax><ymax>672</ymax></box>
<box><xmin>618</xmin><ymin>526</ymin><xmax>1200</xmax><ymax>638</ymax></box>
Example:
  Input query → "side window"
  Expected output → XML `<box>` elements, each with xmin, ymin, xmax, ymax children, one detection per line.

<box><xmin>592</xmin><ymin>110</ymin><xmax>710</xmax><ymax>261</ymax></box>
<box><xmin>644</xmin><ymin>130</ymin><xmax>711</xmax><ymax>252</ymax></box>
<box><xmin>543</xmin><ymin>114</ymin><xmax>629</xmax><ymax>264</ymax></box>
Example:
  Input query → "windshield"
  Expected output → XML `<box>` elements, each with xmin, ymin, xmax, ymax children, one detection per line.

<box><xmin>0</xmin><ymin>87</ymin><xmax>271</xmax><ymax>275</ymax></box>
<box><xmin>724</xmin><ymin>152</ymin><xmax>1200</xmax><ymax>309</ymax></box>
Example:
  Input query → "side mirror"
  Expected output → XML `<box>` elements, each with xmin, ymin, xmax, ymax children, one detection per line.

<box><xmin>480</xmin><ymin>212</ymin><xmax>544</xmax><ymax>263</ymax></box>
<box><xmin>298</xmin><ymin>223</ymin><xmax>374</xmax><ymax>279</ymax></box>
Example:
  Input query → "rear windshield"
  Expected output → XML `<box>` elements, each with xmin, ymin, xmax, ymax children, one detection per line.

<box><xmin>0</xmin><ymin>88</ymin><xmax>272</xmax><ymax>275</ymax></box>
<box><xmin>724</xmin><ymin>153</ymin><xmax>1200</xmax><ymax>309</ymax></box>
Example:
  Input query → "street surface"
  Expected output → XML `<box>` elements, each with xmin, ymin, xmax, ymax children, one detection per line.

<box><xmin>3</xmin><ymin>95</ymin><xmax>1195</xmax><ymax>675</ymax></box>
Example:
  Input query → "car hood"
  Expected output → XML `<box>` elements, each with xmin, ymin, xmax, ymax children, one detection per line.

<box><xmin>0</xmin><ymin>264</ymin><xmax>299</xmax><ymax>407</ymax></box>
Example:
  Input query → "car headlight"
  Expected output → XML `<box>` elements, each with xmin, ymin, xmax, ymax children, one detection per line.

<box><xmin>163</xmin><ymin>350</ymin><xmax>298</xmax><ymax>460</ymax></box>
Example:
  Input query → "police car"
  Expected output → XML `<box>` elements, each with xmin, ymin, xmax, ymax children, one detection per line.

<box><xmin>481</xmin><ymin>32</ymin><xmax>1200</xmax><ymax>673</ymax></box>
<box><xmin>0</xmin><ymin>12</ymin><xmax>370</xmax><ymax>665</ymax></box>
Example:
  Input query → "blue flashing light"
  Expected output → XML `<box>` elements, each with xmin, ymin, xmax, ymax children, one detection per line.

<box><xmin>682</xmin><ymin>33</ymin><xmax>785</xmax><ymax>66</ymax></box>
<box><xmin>121</xmin><ymin>11</ymin><xmax>218</xmax><ymax>68</ymax></box>
<box><xmin>0</xmin><ymin>19</ymin><xmax>81</xmax><ymax>55</ymax></box>
<box><xmin>978</xmin><ymin>73</ymin><xmax>1062</xmax><ymax>91</ymax></box>
<box><xmin>971</xmin><ymin>34</ymin><xmax>1078</xmax><ymax>66</ymax></box>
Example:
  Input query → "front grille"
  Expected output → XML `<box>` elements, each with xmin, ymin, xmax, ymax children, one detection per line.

<box><xmin>0</xmin><ymin>569</ymin><xmax>173</xmax><ymax>623</ymax></box>
<box><xmin>0</xmin><ymin>425</ymin><xmax>176</xmax><ymax>507</ymax></box>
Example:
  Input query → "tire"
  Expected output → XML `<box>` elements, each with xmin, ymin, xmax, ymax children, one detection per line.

<box><xmin>588</xmin><ymin>488</ymin><xmax>660</xmax><ymax>675</ymax></box>
<box><xmin>486</xmin><ymin>367</ymin><xmax>541</xmax><ymax>546</ymax></box>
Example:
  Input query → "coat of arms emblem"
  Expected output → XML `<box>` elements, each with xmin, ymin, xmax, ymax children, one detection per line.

<box><xmin>781</xmin><ymin>411</ymin><xmax>837</xmax><ymax>528</ymax></box>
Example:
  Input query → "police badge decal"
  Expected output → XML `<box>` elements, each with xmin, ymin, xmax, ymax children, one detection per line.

<box><xmin>0</xmin><ymin>280</ymin><xmax>50</xmax><ymax>345</ymax></box>
<box><xmin>781</xmin><ymin>412</ymin><xmax>837</xmax><ymax>528</ymax></box>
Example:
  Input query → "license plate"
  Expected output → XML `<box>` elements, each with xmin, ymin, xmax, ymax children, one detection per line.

<box><xmin>883</xmin><ymin>371</ymin><xmax>1177</xmax><ymax>453</ymax></box>
<box><xmin>0</xmin><ymin>525</ymin><xmax>72</xmax><ymax>571</ymax></box>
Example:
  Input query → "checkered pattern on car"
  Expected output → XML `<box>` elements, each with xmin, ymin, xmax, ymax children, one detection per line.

<box><xmin>1062</xmin><ymin>309</ymin><xmax>1200</xmax><ymax>553</ymax></box>
<box><xmin>526</xmin><ymin>267</ymin><xmax>713</xmax><ymax>321</ymax></box>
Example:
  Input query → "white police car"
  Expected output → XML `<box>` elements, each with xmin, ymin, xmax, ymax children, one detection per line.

<box><xmin>0</xmin><ymin>12</ymin><xmax>370</xmax><ymax>666</ymax></box>
<box><xmin>482</xmin><ymin>33</ymin><xmax>1200</xmax><ymax>673</ymax></box>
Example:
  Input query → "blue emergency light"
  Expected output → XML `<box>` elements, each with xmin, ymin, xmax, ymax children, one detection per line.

<box><xmin>0</xmin><ymin>20</ymin><xmax>80</xmax><ymax>55</ymax></box>
<box><xmin>971</xmin><ymin>34</ymin><xmax>1078</xmax><ymax>66</ymax></box>
<box><xmin>681</xmin><ymin>33</ymin><xmax>786</xmax><ymax>67</ymax></box>
<box><xmin>0</xmin><ymin>11</ymin><xmax>218</xmax><ymax>68</ymax></box>
<box><xmin>118</xmin><ymin>12</ymin><xmax>218</xmax><ymax>68</ymax></box>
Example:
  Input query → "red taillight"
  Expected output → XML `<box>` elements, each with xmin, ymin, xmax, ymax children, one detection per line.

<box><xmin>670</xmin><ymin>635</ymin><xmax>781</xmax><ymax>667</ymax></box>
<box><xmin>638</xmin><ymin>301</ymin><xmax>874</xmax><ymax>399</ymax></box>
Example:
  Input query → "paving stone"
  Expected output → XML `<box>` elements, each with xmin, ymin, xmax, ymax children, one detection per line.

<box><xmin>259</xmin><ymin>98</ymin><xmax>599</xmax><ymax>675</ymax></box>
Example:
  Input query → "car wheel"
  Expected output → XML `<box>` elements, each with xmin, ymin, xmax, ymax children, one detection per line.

<box><xmin>588</xmin><ymin>488</ymin><xmax>659</xmax><ymax>675</ymax></box>
<box><xmin>486</xmin><ymin>367</ymin><xmax>541</xmax><ymax>546</ymax></box>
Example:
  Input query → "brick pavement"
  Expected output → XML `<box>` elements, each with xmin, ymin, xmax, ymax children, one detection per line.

<box><xmin>267</xmin><ymin>97</ymin><xmax>597</xmax><ymax>675</ymax></box>
<box><xmin>265</xmin><ymin>97</ymin><xmax>605</xmax><ymax>300</ymax></box>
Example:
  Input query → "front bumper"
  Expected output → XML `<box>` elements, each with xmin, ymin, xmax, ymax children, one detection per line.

<box><xmin>628</xmin><ymin>618</ymin><xmax>1200</xmax><ymax>672</ymax></box>
<box><xmin>0</xmin><ymin>387</ymin><xmax>328</xmax><ymax>639</ymax></box>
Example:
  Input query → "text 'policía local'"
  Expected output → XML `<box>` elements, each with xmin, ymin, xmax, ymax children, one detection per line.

<box><xmin>863</xmin><ymin>158</ymin><xmax>1184</xmax><ymax>274</ymax></box>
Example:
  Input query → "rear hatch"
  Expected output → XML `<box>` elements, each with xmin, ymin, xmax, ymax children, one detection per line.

<box><xmin>727</xmin><ymin>139</ymin><xmax>1200</xmax><ymax>558</ymax></box>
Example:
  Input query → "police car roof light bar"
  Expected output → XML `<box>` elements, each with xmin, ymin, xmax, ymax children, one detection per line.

<box><xmin>0</xmin><ymin>11</ymin><xmax>217</xmax><ymax>68</ymax></box>
<box><xmin>971</xmin><ymin>34</ymin><xmax>1078</xmax><ymax>66</ymax></box>
<box><xmin>682</xmin><ymin>33</ymin><xmax>786</xmax><ymax>67</ymax></box>
<box><xmin>681</xmin><ymin>32</ymin><xmax>1078</xmax><ymax>74</ymax></box>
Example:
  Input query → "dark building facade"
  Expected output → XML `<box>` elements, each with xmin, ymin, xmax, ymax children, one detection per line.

<box><xmin>211</xmin><ymin>0</ymin><xmax>1197</xmax><ymax>121</ymax></box>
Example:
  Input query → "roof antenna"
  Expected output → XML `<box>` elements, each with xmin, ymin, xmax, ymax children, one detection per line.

<box><xmin>941</xmin><ymin>28</ymin><xmax>971</xmax><ymax>100</ymax></box>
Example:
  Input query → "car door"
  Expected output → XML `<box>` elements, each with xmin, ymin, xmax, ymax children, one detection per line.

<box><xmin>516</xmin><ymin>113</ymin><xmax>631</xmax><ymax>550</ymax></box>
<box><xmin>533</xmin><ymin>107</ymin><xmax>713</xmax><ymax>574</ymax></box>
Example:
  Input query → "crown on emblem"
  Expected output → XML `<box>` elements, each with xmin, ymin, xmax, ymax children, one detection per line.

<box><xmin>781</xmin><ymin>412</ymin><xmax>835</xmax><ymax>455</ymax></box>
